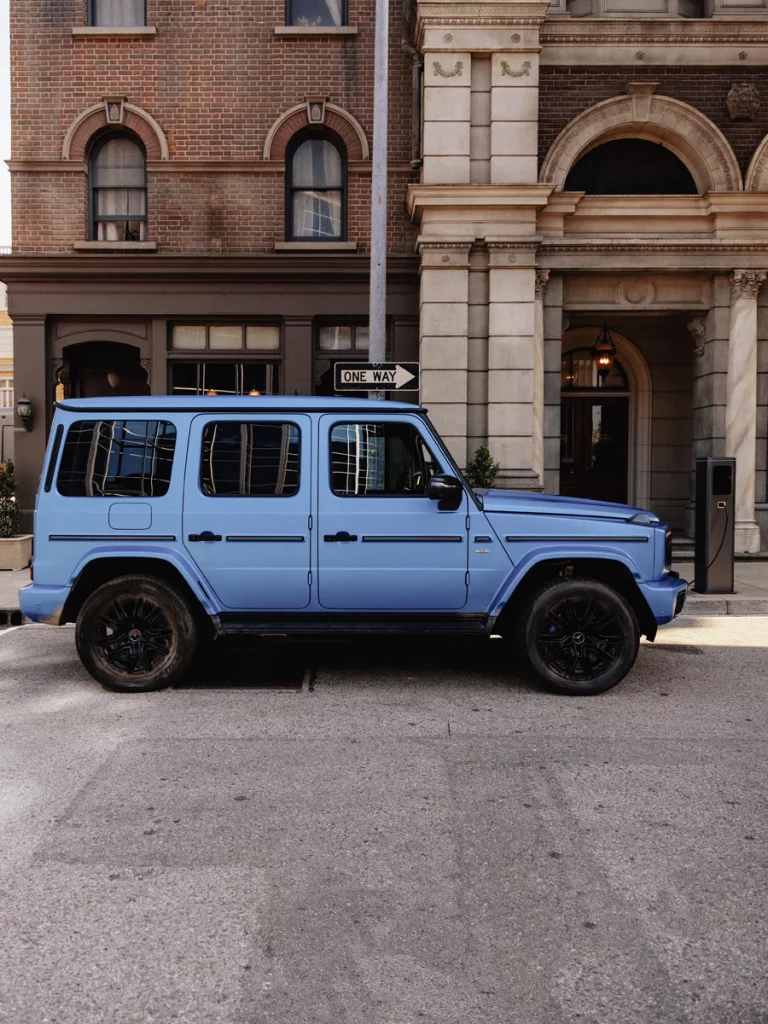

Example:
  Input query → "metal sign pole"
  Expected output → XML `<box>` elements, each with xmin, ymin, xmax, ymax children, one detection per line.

<box><xmin>368</xmin><ymin>0</ymin><xmax>389</xmax><ymax>399</ymax></box>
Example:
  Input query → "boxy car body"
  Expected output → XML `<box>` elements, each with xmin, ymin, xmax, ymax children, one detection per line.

<box><xmin>20</xmin><ymin>396</ymin><xmax>688</xmax><ymax>695</ymax></box>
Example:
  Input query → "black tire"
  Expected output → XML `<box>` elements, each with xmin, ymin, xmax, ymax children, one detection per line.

<box><xmin>75</xmin><ymin>574</ymin><xmax>198</xmax><ymax>692</ymax></box>
<box><xmin>520</xmin><ymin>577</ymin><xmax>640</xmax><ymax>696</ymax></box>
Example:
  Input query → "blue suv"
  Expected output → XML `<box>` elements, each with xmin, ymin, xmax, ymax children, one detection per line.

<box><xmin>20</xmin><ymin>396</ymin><xmax>687</xmax><ymax>696</ymax></box>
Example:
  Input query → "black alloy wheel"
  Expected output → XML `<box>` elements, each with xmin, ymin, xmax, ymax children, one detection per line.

<box><xmin>522</xmin><ymin>578</ymin><xmax>640</xmax><ymax>696</ymax></box>
<box><xmin>76</xmin><ymin>575</ymin><xmax>198</xmax><ymax>692</ymax></box>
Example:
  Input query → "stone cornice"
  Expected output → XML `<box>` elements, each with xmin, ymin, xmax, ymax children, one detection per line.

<box><xmin>541</xmin><ymin>16</ymin><xmax>768</xmax><ymax>65</ymax></box>
<box><xmin>407</xmin><ymin>183</ymin><xmax>554</xmax><ymax>218</ymax></box>
<box><xmin>539</xmin><ymin>238</ymin><xmax>768</xmax><ymax>272</ymax></box>
<box><xmin>7</xmin><ymin>159</ymin><xmax>410</xmax><ymax>176</ymax></box>
<box><xmin>415</xmin><ymin>0</ymin><xmax>550</xmax><ymax>45</ymax></box>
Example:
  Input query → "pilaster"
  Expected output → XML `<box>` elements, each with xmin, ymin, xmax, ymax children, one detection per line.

<box><xmin>419</xmin><ymin>242</ymin><xmax>472</xmax><ymax>467</ymax></box>
<box><xmin>487</xmin><ymin>243</ymin><xmax>540</xmax><ymax>489</ymax></box>
<box><xmin>422</xmin><ymin>53</ymin><xmax>471</xmax><ymax>185</ymax></box>
<box><xmin>542</xmin><ymin>274</ymin><xmax>563</xmax><ymax>495</ymax></box>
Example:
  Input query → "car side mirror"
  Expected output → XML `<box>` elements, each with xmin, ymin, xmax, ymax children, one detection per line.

<box><xmin>427</xmin><ymin>473</ymin><xmax>463</xmax><ymax>511</ymax></box>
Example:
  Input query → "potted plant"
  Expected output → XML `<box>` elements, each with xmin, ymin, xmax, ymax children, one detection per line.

<box><xmin>464</xmin><ymin>445</ymin><xmax>501</xmax><ymax>490</ymax></box>
<box><xmin>0</xmin><ymin>460</ymin><xmax>32</xmax><ymax>571</ymax></box>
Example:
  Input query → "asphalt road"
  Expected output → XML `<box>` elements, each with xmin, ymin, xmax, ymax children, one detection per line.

<box><xmin>1</xmin><ymin>617</ymin><xmax>768</xmax><ymax>1024</ymax></box>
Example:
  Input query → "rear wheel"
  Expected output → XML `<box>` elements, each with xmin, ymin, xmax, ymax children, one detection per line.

<box><xmin>521</xmin><ymin>577</ymin><xmax>639</xmax><ymax>696</ymax></box>
<box><xmin>76</xmin><ymin>575</ymin><xmax>198</xmax><ymax>692</ymax></box>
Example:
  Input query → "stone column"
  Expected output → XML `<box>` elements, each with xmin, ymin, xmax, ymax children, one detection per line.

<box><xmin>542</xmin><ymin>276</ymin><xmax>564</xmax><ymax>495</ymax></box>
<box><xmin>419</xmin><ymin>242</ymin><xmax>471</xmax><ymax>467</ymax></box>
<box><xmin>422</xmin><ymin>52</ymin><xmax>471</xmax><ymax>185</ymax></box>
<box><xmin>486</xmin><ymin>244</ymin><xmax>539</xmax><ymax>490</ymax></box>
<box><xmin>467</xmin><ymin>246</ymin><xmax>489</xmax><ymax>460</ymax></box>
<box><xmin>490</xmin><ymin>49</ymin><xmax>539</xmax><ymax>185</ymax></box>
<box><xmin>532</xmin><ymin>269</ymin><xmax>549</xmax><ymax>488</ymax></box>
<box><xmin>725</xmin><ymin>269</ymin><xmax>766</xmax><ymax>553</ymax></box>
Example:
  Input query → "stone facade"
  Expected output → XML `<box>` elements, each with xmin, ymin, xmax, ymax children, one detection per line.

<box><xmin>3</xmin><ymin>0</ymin><xmax>768</xmax><ymax>550</ymax></box>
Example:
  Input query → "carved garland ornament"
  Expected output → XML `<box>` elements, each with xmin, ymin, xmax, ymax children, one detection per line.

<box><xmin>500</xmin><ymin>60</ymin><xmax>531</xmax><ymax>78</ymax></box>
<box><xmin>432</xmin><ymin>61</ymin><xmax>463</xmax><ymax>78</ymax></box>
<box><xmin>686</xmin><ymin>314</ymin><xmax>707</xmax><ymax>357</ymax></box>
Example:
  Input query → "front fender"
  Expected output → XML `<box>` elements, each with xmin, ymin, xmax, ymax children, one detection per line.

<box><xmin>487</xmin><ymin>544</ymin><xmax>647</xmax><ymax>620</ymax></box>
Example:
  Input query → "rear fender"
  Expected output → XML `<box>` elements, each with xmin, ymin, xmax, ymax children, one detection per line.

<box><xmin>61</xmin><ymin>545</ymin><xmax>219</xmax><ymax>623</ymax></box>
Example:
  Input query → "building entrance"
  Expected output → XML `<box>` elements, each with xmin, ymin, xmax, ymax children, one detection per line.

<box><xmin>560</xmin><ymin>396</ymin><xmax>629</xmax><ymax>505</ymax></box>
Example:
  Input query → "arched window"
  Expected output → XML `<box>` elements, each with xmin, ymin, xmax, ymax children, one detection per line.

<box><xmin>564</xmin><ymin>139</ymin><xmax>698</xmax><ymax>195</ymax></box>
<box><xmin>90</xmin><ymin>133</ymin><xmax>147</xmax><ymax>242</ymax></box>
<box><xmin>287</xmin><ymin>132</ymin><xmax>346</xmax><ymax>242</ymax></box>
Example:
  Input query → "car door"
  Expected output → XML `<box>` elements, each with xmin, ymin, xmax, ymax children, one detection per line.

<box><xmin>183</xmin><ymin>414</ymin><xmax>311</xmax><ymax>610</ymax></box>
<box><xmin>317</xmin><ymin>415</ymin><xmax>468</xmax><ymax>610</ymax></box>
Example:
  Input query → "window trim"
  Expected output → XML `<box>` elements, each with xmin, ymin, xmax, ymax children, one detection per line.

<box><xmin>326</xmin><ymin>419</ymin><xmax>445</xmax><ymax>500</ymax></box>
<box><xmin>285</xmin><ymin>129</ymin><xmax>347</xmax><ymax>243</ymax></box>
<box><xmin>285</xmin><ymin>0</ymin><xmax>348</xmax><ymax>28</ymax></box>
<box><xmin>198</xmin><ymin>419</ymin><xmax>303</xmax><ymax>499</ymax></box>
<box><xmin>88</xmin><ymin>0</ymin><xmax>147</xmax><ymax>27</ymax></box>
<box><xmin>89</xmin><ymin>130</ymin><xmax>148</xmax><ymax>243</ymax></box>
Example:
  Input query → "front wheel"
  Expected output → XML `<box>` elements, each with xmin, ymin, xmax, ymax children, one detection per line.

<box><xmin>76</xmin><ymin>575</ymin><xmax>199</xmax><ymax>692</ymax></box>
<box><xmin>521</xmin><ymin>578</ymin><xmax>640</xmax><ymax>696</ymax></box>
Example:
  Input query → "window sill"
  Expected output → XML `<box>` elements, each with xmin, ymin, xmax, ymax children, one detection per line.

<box><xmin>273</xmin><ymin>25</ymin><xmax>358</xmax><ymax>35</ymax></box>
<box><xmin>274</xmin><ymin>241</ymin><xmax>358</xmax><ymax>251</ymax></box>
<box><xmin>72</xmin><ymin>25</ymin><xmax>157</xmax><ymax>35</ymax></box>
<box><xmin>73</xmin><ymin>241</ymin><xmax>158</xmax><ymax>251</ymax></box>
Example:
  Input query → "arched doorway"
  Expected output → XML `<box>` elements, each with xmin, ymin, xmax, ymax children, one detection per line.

<box><xmin>56</xmin><ymin>341</ymin><xmax>150</xmax><ymax>400</ymax></box>
<box><xmin>560</xmin><ymin>328</ymin><xmax>651</xmax><ymax>508</ymax></box>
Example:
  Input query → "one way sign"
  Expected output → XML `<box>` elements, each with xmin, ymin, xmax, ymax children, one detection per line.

<box><xmin>333</xmin><ymin>362</ymin><xmax>420</xmax><ymax>392</ymax></box>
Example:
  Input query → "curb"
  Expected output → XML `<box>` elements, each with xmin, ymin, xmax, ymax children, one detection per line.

<box><xmin>681</xmin><ymin>596</ymin><xmax>768</xmax><ymax>616</ymax></box>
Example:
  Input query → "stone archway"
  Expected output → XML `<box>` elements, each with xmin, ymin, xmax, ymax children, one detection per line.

<box><xmin>562</xmin><ymin>327</ymin><xmax>652</xmax><ymax>510</ymax></box>
<box><xmin>541</xmin><ymin>90</ymin><xmax>742</xmax><ymax>194</ymax></box>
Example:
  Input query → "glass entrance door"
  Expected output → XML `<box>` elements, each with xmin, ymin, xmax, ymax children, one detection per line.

<box><xmin>560</xmin><ymin>397</ymin><xmax>629</xmax><ymax>505</ymax></box>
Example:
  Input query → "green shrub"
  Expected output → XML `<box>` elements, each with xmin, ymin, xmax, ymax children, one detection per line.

<box><xmin>464</xmin><ymin>445</ymin><xmax>500</xmax><ymax>489</ymax></box>
<box><xmin>0</xmin><ymin>460</ymin><xmax>20</xmax><ymax>539</ymax></box>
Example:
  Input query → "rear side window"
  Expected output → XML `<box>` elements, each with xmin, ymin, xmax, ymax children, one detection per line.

<box><xmin>57</xmin><ymin>420</ymin><xmax>177</xmax><ymax>497</ymax></box>
<box><xmin>201</xmin><ymin>421</ymin><xmax>300</xmax><ymax>496</ymax></box>
<box><xmin>330</xmin><ymin>421</ymin><xmax>441</xmax><ymax>496</ymax></box>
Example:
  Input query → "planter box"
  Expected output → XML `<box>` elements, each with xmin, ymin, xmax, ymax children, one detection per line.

<box><xmin>0</xmin><ymin>535</ymin><xmax>33</xmax><ymax>571</ymax></box>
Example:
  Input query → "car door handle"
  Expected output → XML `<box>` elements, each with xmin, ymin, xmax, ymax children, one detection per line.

<box><xmin>324</xmin><ymin>531</ymin><xmax>358</xmax><ymax>542</ymax></box>
<box><xmin>188</xmin><ymin>531</ymin><xmax>222</xmax><ymax>542</ymax></box>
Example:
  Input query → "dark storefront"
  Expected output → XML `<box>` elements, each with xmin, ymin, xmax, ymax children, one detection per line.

<box><xmin>2</xmin><ymin>253</ymin><xmax>420</xmax><ymax>527</ymax></box>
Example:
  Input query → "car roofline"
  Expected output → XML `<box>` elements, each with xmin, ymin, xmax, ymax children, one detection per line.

<box><xmin>55</xmin><ymin>399</ymin><xmax>426</xmax><ymax>415</ymax></box>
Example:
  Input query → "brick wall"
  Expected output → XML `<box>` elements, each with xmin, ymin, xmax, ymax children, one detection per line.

<box><xmin>10</xmin><ymin>0</ymin><xmax>418</xmax><ymax>252</ymax></box>
<box><xmin>539</xmin><ymin>67</ymin><xmax>768</xmax><ymax>175</ymax></box>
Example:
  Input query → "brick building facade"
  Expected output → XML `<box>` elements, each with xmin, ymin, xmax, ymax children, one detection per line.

<box><xmin>3</xmin><ymin>0</ymin><xmax>768</xmax><ymax>550</ymax></box>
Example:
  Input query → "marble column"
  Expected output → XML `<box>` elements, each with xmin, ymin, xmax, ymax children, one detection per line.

<box><xmin>725</xmin><ymin>269</ymin><xmax>766</xmax><ymax>553</ymax></box>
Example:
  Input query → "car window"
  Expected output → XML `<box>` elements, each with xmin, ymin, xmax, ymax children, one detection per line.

<box><xmin>201</xmin><ymin>421</ymin><xmax>300</xmax><ymax>496</ymax></box>
<box><xmin>330</xmin><ymin>421</ymin><xmax>441</xmax><ymax>497</ymax></box>
<box><xmin>57</xmin><ymin>420</ymin><xmax>176</xmax><ymax>497</ymax></box>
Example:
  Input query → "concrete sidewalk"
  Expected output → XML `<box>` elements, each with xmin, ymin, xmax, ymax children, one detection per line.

<box><xmin>2</xmin><ymin>562</ymin><xmax>768</xmax><ymax>619</ymax></box>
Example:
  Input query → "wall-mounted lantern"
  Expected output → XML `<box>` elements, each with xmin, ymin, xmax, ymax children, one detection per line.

<box><xmin>592</xmin><ymin>323</ymin><xmax>617</xmax><ymax>384</ymax></box>
<box><xmin>16</xmin><ymin>394</ymin><xmax>33</xmax><ymax>431</ymax></box>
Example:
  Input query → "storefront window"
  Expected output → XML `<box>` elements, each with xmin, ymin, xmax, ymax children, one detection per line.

<box><xmin>315</xmin><ymin>323</ymin><xmax>371</xmax><ymax>396</ymax></box>
<box><xmin>169</xmin><ymin>362</ymin><xmax>279</xmax><ymax>396</ymax></box>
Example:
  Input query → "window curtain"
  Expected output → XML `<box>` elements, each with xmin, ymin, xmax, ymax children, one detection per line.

<box><xmin>94</xmin><ymin>137</ymin><xmax>147</xmax><ymax>241</ymax></box>
<box><xmin>291</xmin><ymin>139</ymin><xmax>343</xmax><ymax>239</ymax></box>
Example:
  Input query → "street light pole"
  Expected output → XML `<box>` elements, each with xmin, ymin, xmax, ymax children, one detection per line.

<box><xmin>368</xmin><ymin>0</ymin><xmax>389</xmax><ymax>399</ymax></box>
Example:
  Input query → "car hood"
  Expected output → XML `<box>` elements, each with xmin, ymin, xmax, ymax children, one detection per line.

<box><xmin>475</xmin><ymin>488</ymin><xmax>658</xmax><ymax>523</ymax></box>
